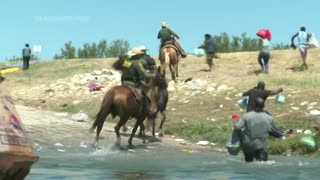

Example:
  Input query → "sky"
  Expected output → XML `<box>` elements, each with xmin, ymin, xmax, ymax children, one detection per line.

<box><xmin>1</xmin><ymin>0</ymin><xmax>319</xmax><ymax>61</ymax></box>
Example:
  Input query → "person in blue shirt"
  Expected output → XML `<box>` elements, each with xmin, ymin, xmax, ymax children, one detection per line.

<box><xmin>198</xmin><ymin>34</ymin><xmax>218</xmax><ymax>72</ymax></box>
<box><xmin>291</xmin><ymin>26</ymin><xmax>311</xmax><ymax>70</ymax></box>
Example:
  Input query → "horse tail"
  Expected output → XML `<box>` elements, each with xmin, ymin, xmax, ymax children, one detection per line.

<box><xmin>90</xmin><ymin>89</ymin><xmax>114</xmax><ymax>133</ymax></box>
<box><xmin>161</xmin><ymin>52</ymin><xmax>170</xmax><ymax>74</ymax></box>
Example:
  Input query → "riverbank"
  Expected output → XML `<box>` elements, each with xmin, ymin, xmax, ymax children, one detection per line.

<box><xmin>17</xmin><ymin>105</ymin><xmax>220</xmax><ymax>155</ymax></box>
<box><xmin>3</xmin><ymin>49</ymin><xmax>320</xmax><ymax>156</ymax></box>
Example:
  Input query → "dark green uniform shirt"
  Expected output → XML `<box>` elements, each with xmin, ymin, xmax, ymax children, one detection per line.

<box><xmin>157</xmin><ymin>27</ymin><xmax>178</xmax><ymax>43</ymax></box>
<box><xmin>140</xmin><ymin>54</ymin><xmax>156</xmax><ymax>70</ymax></box>
<box><xmin>121</xmin><ymin>59</ymin><xmax>155</xmax><ymax>83</ymax></box>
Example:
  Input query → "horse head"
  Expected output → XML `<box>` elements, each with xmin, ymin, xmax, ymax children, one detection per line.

<box><xmin>141</xmin><ymin>67</ymin><xmax>167</xmax><ymax>115</ymax></box>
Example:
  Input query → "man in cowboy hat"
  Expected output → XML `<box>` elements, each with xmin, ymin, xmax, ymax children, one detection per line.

<box><xmin>121</xmin><ymin>47</ymin><xmax>156</xmax><ymax>116</ymax></box>
<box><xmin>136</xmin><ymin>45</ymin><xmax>156</xmax><ymax>71</ymax></box>
<box><xmin>157</xmin><ymin>21</ymin><xmax>187</xmax><ymax>58</ymax></box>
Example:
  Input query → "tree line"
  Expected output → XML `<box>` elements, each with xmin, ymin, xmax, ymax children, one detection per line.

<box><xmin>54</xmin><ymin>32</ymin><xmax>290</xmax><ymax>60</ymax></box>
<box><xmin>54</xmin><ymin>39</ymin><xmax>129</xmax><ymax>59</ymax></box>
<box><xmin>210</xmin><ymin>32</ymin><xmax>289</xmax><ymax>53</ymax></box>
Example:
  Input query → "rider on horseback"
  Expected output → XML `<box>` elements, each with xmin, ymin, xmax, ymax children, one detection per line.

<box><xmin>136</xmin><ymin>45</ymin><xmax>156</xmax><ymax>72</ymax></box>
<box><xmin>121</xmin><ymin>47</ymin><xmax>156</xmax><ymax>116</ymax></box>
<box><xmin>157</xmin><ymin>21</ymin><xmax>187</xmax><ymax>58</ymax></box>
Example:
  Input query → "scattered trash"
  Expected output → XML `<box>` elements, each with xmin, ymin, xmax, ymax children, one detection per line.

<box><xmin>181</xmin><ymin>149</ymin><xmax>200</xmax><ymax>153</ymax></box>
<box><xmin>54</xmin><ymin>112</ymin><xmax>69</xmax><ymax>117</ymax></box>
<box><xmin>55</xmin><ymin>143</ymin><xmax>64</xmax><ymax>147</ymax></box>
<box><xmin>304</xmin><ymin>129</ymin><xmax>312</xmax><ymax>135</ymax></box>
<box><xmin>196</xmin><ymin>141</ymin><xmax>209</xmax><ymax>146</ymax></box>
<box><xmin>71</xmin><ymin>111</ymin><xmax>89</xmax><ymax>121</ymax></box>
<box><xmin>309</xmin><ymin>110</ymin><xmax>320</xmax><ymax>116</ymax></box>
<box><xmin>80</xmin><ymin>142</ymin><xmax>88</xmax><ymax>148</ymax></box>
<box><xmin>300</xmin><ymin>101</ymin><xmax>309</xmax><ymax>106</ymax></box>
<box><xmin>57</xmin><ymin>149</ymin><xmax>66</xmax><ymax>152</ymax></box>
<box><xmin>37</xmin><ymin>147</ymin><xmax>45</xmax><ymax>154</ymax></box>
<box><xmin>300</xmin><ymin>136</ymin><xmax>316</xmax><ymax>149</ymax></box>
<box><xmin>175</xmin><ymin>139</ymin><xmax>185</xmax><ymax>142</ymax></box>
<box><xmin>231</xmin><ymin>114</ymin><xmax>240</xmax><ymax>119</ymax></box>
<box><xmin>219</xmin><ymin>104</ymin><xmax>224</xmax><ymax>109</ymax></box>
<box><xmin>184</xmin><ymin>77</ymin><xmax>192</xmax><ymax>83</ymax></box>
<box><xmin>87</xmin><ymin>83</ymin><xmax>104</xmax><ymax>91</ymax></box>
<box><xmin>296</xmin><ymin>129</ymin><xmax>303</xmax><ymax>134</ymax></box>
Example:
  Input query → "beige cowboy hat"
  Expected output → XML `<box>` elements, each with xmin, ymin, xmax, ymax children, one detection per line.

<box><xmin>137</xmin><ymin>45</ymin><xmax>148</xmax><ymax>51</ymax></box>
<box><xmin>161</xmin><ymin>21</ymin><xmax>168</xmax><ymax>27</ymax></box>
<box><xmin>127</xmin><ymin>47</ymin><xmax>143</xmax><ymax>57</ymax></box>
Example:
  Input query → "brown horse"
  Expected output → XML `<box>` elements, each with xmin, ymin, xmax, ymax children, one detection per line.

<box><xmin>90</xmin><ymin>70</ymin><xmax>162</xmax><ymax>148</ymax></box>
<box><xmin>159</xmin><ymin>45</ymin><xmax>180</xmax><ymax>83</ymax></box>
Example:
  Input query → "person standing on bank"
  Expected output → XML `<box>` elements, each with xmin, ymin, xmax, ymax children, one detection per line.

<box><xmin>242</xmin><ymin>81</ymin><xmax>283</xmax><ymax>113</ymax></box>
<box><xmin>258</xmin><ymin>37</ymin><xmax>270</xmax><ymax>74</ymax></box>
<box><xmin>291</xmin><ymin>26</ymin><xmax>311</xmax><ymax>70</ymax></box>
<box><xmin>198</xmin><ymin>34</ymin><xmax>218</xmax><ymax>72</ymax></box>
<box><xmin>22</xmin><ymin>43</ymin><xmax>31</xmax><ymax>70</ymax></box>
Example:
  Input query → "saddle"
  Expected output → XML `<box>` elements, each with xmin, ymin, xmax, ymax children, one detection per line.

<box><xmin>161</xmin><ymin>41</ymin><xmax>179</xmax><ymax>52</ymax></box>
<box><xmin>122</xmin><ymin>81</ymin><xmax>143</xmax><ymax>102</ymax></box>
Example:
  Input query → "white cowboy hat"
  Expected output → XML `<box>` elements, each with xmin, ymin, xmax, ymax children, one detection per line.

<box><xmin>161</xmin><ymin>22</ymin><xmax>168</xmax><ymax>27</ymax></box>
<box><xmin>127</xmin><ymin>48</ymin><xmax>143</xmax><ymax>57</ymax></box>
<box><xmin>137</xmin><ymin>45</ymin><xmax>148</xmax><ymax>51</ymax></box>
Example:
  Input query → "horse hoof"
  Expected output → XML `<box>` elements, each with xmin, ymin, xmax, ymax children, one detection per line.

<box><xmin>128</xmin><ymin>144</ymin><xmax>134</xmax><ymax>149</ymax></box>
<box><xmin>115</xmin><ymin>141</ymin><xmax>121</xmax><ymax>147</ymax></box>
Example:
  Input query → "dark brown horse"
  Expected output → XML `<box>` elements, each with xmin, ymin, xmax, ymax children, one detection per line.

<box><xmin>90</xmin><ymin>70</ymin><xmax>162</xmax><ymax>148</ymax></box>
<box><xmin>159</xmin><ymin>45</ymin><xmax>180</xmax><ymax>83</ymax></box>
<box><xmin>144</xmin><ymin>74</ymin><xmax>168</xmax><ymax>137</ymax></box>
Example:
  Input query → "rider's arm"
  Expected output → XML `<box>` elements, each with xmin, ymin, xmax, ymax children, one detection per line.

<box><xmin>168</xmin><ymin>28</ymin><xmax>180</xmax><ymax>39</ymax></box>
<box><xmin>135</xmin><ymin>62</ymin><xmax>155</xmax><ymax>79</ymax></box>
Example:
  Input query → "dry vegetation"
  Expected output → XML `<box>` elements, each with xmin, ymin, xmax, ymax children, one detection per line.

<box><xmin>2</xmin><ymin>48</ymin><xmax>320</xmax><ymax>156</ymax></box>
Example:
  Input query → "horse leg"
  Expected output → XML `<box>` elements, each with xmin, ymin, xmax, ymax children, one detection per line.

<box><xmin>128</xmin><ymin>121</ymin><xmax>139</xmax><ymax>148</ymax></box>
<box><xmin>176</xmin><ymin>63</ymin><xmax>179</xmax><ymax>77</ymax></box>
<box><xmin>151</xmin><ymin>117</ymin><xmax>156</xmax><ymax>137</ymax></box>
<box><xmin>138</xmin><ymin>122</ymin><xmax>145</xmax><ymax>137</ymax></box>
<box><xmin>158</xmin><ymin>111</ymin><xmax>166</xmax><ymax>137</ymax></box>
<box><xmin>169</xmin><ymin>64</ymin><xmax>176</xmax><ymax>83</ymax></box>
<box><xmin>114</xmin><ymin>117</ymin><xmax>128</xmax><ymax>147</ymax></box>
<box><xmin>94</xmin><ymin>119</ymin><xmax>105</xmax><ymax>147</ymax></box>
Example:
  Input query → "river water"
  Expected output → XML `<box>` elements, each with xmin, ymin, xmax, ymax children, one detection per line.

<box><xmin>27</xmin><ymin>144</ymin><xmax>320</xmax><ymax>180</ymax></box>
<box><xmin>16</xmin><ymin>105</ymin><xmax>320</xmax><ymax>180</ymax></box>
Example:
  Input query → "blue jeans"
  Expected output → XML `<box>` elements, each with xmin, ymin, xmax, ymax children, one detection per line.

<box><xmin>258</xmin><ymin>52</ymin><xmax>270</xmax><ymax>72</ymax></box>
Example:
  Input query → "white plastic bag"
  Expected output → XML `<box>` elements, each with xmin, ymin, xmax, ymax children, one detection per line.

<box><xmin>308</xmin><ymin>33</ymin><xmax>319</xmax><ymax>48</ymax></box>
<box><xmin>71</xmin><ymin>111</ymin><xmax>88</xmax><ymax>121</ymax></box>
